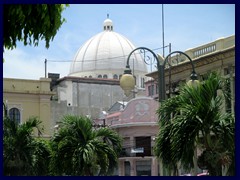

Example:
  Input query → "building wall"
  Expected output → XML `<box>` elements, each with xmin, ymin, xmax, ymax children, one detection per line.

<box><xmin>104</xmin><ymin>97</ymin><xmax>160</xmax><ymax>176</ymax></box>
<box><xmin>51</xmin><ymin>77</ymin><xmax>127</xmax><ymax>127</ymax></box>
<box><xmin>145</xmin><ymin>35</ymin><xmax>235</xmax><ymax>114</ymax></box>
<box><xmin>3</xmin><ymin>78</ymin><xmax>54</xmax><ymax>137</ymax></box>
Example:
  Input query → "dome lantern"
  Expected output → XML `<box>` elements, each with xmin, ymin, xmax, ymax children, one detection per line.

<box><xmin>103</xmin><ymin>14</ymin><xmax>113</xmax><ymax>31</ymax></box>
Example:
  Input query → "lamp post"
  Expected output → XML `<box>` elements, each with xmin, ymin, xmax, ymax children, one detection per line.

<box><xmin>120</xmin><ymin>47</ymin><xmax>199</xmax><ymax>102</ymax></box>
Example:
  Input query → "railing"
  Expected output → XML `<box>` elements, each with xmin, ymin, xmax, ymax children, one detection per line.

<box><xmin>193</xmin><ymin>44</ymin><xmax>216</xmax><ymax>58</ymax></box>
<box><xmin>166</xmin><ymin>35</ymin><xmax>234</xmax><ymax>65</ymax></box>
<box><xmin>119</xmin><ymin>147</ymin><xmax>154</xmax><ymax>157</ymax></box>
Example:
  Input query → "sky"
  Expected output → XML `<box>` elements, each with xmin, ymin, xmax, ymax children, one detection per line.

<box><xmin>3</xmin><ymin>4</ymin><xmax>235</xmax><ymax>80</ymax></box>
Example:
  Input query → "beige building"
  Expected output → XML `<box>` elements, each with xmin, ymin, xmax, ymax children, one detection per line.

<box><xmin>3</xmin><ymin>78</ymin><xmax>55</xmax><ymax>137</ymax></box>
<box><xmin>146</xmin><ymin>35</ymin><xmax>235</xmax><ymax>114</ymax></box>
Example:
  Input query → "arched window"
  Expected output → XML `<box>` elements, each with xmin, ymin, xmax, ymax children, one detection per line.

<box><xmin>103</xmin><ymin>74</ymin><xmax>108</xmax><ymax>79</ymax></box>
<box><xmin>9</xmin><ymin>108</ymin><xmax>20</xmax><ymax>124</ymax></box>
<box><xmin>98</xmin><ymin>75</ymin><xmax>102</xmax><ymax>78</ymax></box>
<box><xmin>113</xmin><ymin>74</ymin><xmax>118</xmax><ymax>79</ymax></box>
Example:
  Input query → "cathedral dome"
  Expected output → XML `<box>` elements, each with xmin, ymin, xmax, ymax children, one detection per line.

<box><xmin>69</xmin><ymin>17</ymin><xmax>148</xmax><ymax>83</ymax></box>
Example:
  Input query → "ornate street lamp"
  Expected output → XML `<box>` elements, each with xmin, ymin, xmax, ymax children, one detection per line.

<box><xmin>120</xmin><ymin>47</ymin><xmax>199</xmax><ymax>102</ymax></box>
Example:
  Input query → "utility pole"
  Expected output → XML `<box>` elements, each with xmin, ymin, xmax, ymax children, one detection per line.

<box><xmin>45</xmin><ymin>59</ymin><xmax>47</xmax><ymax>78</ymax></box>
<box><xmin>162</xmin><ymin>4</ymin><xmax>165</xmax><ymax>58</ymax></box>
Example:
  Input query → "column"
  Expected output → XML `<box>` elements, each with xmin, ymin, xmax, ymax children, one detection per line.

<box><xmin>130</xmin><ymin>159</ymin><xmax>136</xmax><ymax>176</ymax></box>
<box><xmin>151</xmin><ymin>157</ymin><xmax>158</xmax><ymax>176</ymax></box>
<box><xmin>118</xmin><ymin>160</ymin><xmax>124</xmax><ymax>176</ymax></box>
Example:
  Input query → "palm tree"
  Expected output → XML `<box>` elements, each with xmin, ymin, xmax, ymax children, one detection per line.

<box><xmin>32</xmin><ymin>138</ymin><xmax>52</xmax><ymax>175</ymax></box>
<box><xmin>49</xmin><ymin>115</ymin><xmax>122</xmax><ymax>176</ymax></box>
<box><xmin>154</xmin><ymin>72</ymin><xmax>235</xmax><ymax>176</ymax></box>
<box><xmin>3</xmin><ymin>116</ymin><xmax>44</xmax><ymax>175</ymax></box>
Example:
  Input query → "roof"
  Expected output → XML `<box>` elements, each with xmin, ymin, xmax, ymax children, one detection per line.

<box><xmin>68</xmin><ymin>18</ymin><xmax>148</xmax><ymax>78</ymax></box>
<box><xmin>108</xmin><ymin>101</ymin><xmax>128</xmax><ymax>113</ymax></box>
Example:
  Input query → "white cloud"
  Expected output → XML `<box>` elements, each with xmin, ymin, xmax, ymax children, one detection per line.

<box><xmin>3</xmin><ymin>48</ymin><xmax>70</xmax><ymax>80</ymax></box>
<box><xmin>3</xmin><ymin>49</ymin><xmax>44</xmax><ymax>79</ymax></box>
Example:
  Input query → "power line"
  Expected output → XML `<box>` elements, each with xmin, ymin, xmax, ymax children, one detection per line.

<box><xmin>46</xmin><ymin>46</ymin><xmax>168</xmax><ymax>63</ymax></box>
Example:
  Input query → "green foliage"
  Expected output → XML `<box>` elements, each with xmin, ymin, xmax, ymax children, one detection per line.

<box><xmin>154</xmin><ymin>72</ymin><xmax>235</xmax><ymax>176</ymax></box>
<box><xmin>3</xmin><ymin>4</ymin><xmax>68</xmax><ymax>50</ymax></box>
<box><xmin>49</xmin><ymin>115</ymin><xmax>122</xmax><ymax>176</ymax></box>
<box><xmin>32</xmin><ymin>139</ymin><xmax>52</xmax><ymax>176</ymax></box>
<box><xmin>3</xmin><ymin>116</ymin><xmax>45</xmax><ymax>175</ymax></box>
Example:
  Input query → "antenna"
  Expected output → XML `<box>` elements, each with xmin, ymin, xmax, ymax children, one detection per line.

<box><xmin>107</xmin><ymin>13</ymin><xmax>109</xmax><ymax>18</ymax></box>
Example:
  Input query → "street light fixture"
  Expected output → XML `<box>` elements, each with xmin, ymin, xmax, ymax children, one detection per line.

<box><xmin>120</xmin><ymin>47</ymin><xmax>199</xmax><ymax>102</ymax></box>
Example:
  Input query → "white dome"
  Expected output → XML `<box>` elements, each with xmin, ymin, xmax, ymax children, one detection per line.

<box><xmin>69</xmin><ymin>17</ymin><xmax>148</xmax><ymax>84</ymax></box>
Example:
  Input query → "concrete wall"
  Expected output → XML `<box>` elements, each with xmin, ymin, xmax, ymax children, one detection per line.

<box><xmin>51</xmin><ymin>77</ymin><xmax>127</xmax><ymax>128</ymax></box>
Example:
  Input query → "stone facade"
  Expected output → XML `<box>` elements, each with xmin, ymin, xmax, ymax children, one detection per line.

<box><xmin>145</xmin><ymin>35</ymin><xmax>235</xmax><ymax>114</ymax></box>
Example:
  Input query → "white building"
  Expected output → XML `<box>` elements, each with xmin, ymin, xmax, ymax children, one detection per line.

<box><xmin>50</xmin><ymin>17</ymin><xmax>149</xmax><ymax>129</ymax></box>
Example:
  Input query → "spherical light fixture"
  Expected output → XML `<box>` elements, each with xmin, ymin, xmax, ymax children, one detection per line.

<box><xmin>120</xmin><ymin>66</ymin><xmax>135</xmax><ymax>96</ymax></box>
<box><xmin>187</xmin><ymin>71</ymin><xmax>200</xmax><ymax>88</ymax></box>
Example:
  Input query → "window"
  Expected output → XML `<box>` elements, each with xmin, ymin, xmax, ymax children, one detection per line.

<box><xmin>113</xmin><ymin>74</ymin><xmax>118</xmax><ymax>79</ymax></box>
<box><xmin>224</xmin><ymin>67</ymin><xmax>230</xmax><ymax>75</ymax></box>
<box><xmin>103</xmin><ymin>74</ymin><xmax>108</xmax><ymax>79</ymax></box>
<box><xmin>9</xmin><ymin>108</ymin><xmax>20</xmax><ymax>124</ymax></box>
<box><xmin>124</xmin><ymin>161</ymin><xmax>130</xmax><ymax>176</ymax></box>
<box><xmin>135</xmin><ymin>136</ymin><xmax>151</xmax><ymax>157</ymax></box>
<box><xmin>136</xmin><ymin>160</ymin><xmax>151</xmax><ymax>176</ymax></box>
<box><xmin>225</xmin><ymin>77</ymin><xmax>232</xmax><ymax>113</ymax></box>
<box><xmin>148</xmin><ymin>84</ymin><xmax>154</xmax><ymax>96</ymax></box>
<box><xmin>155</xmin><ymin>84</ymin><xmax>158</xmax><ymax>94</ymax></box>
<box><xmin>98</xmin><ymin>75</ymin><xmax>102</xmax><ymax>78</ymax></box>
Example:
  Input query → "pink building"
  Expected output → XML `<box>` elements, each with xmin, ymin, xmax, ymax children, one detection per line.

<box><xmin>104</xmin><ymin>97</ymin><xmax>160</xmax><ymax>176</ymax></box>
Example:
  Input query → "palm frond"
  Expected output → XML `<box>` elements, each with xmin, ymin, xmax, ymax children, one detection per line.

<box><xmin>154</xmin><ymin>71</ymin><xmax>235</xmax><ymax>176</ymax></box>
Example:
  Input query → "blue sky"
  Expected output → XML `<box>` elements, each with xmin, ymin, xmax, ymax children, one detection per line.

<box><xmin>3</xmin><ymin>4</ymin><xmax>235</xmax><ymax>80</ymax></box>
